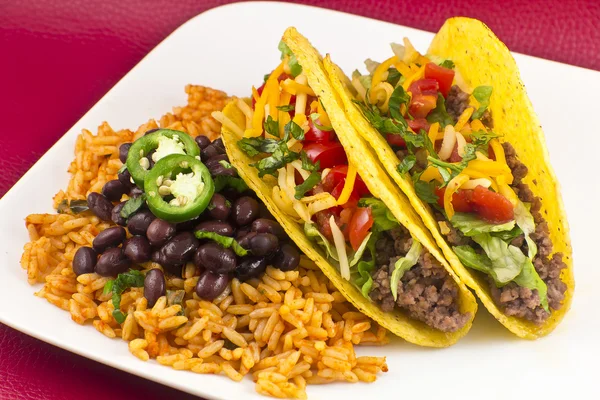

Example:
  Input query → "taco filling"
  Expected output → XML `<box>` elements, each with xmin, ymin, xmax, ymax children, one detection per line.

<box><xmin>350</xmin><ymin>41</ymin><xmax>568</xmax><ymax>324</ymax></box>
<box><xmin>215</xmin><ymin>41</ymin><xmax>468</xmax><ymax>332</ymax></box>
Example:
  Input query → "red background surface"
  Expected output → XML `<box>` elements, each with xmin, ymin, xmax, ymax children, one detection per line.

<box><xmin>1</xmin><ymin>0</ymin><xmax>598</xmax><ymax>399</ymax></box>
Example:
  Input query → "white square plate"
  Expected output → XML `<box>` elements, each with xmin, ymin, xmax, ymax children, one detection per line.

<box><xmin>1</xmin><ymin>2</ymin><xmax>599</xmax><ymax>399</ymax></box>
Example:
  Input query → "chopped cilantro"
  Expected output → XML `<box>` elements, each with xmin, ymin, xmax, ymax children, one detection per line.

<box><xmin>264</xmin><ymin>115</ymin><xmax>279</xmax><ymax>138</ymax></box>
<box><xmin>278</xmin><ymin>41</ymin><xmax>302</xmax><ymax>77</ymax></box>
<box><xmin>120</xmin><ymin>194</ymin><xmax>146</xmax><ymax>219</ymax></box>
<box><xmin>310</xmin><ymin>113</ymin><xmax>333</xmax><ymax>132</ymax></box>
<box><xmin>295</xmin><ymin>152</ymin><xmax>321</xmax><ymax>199</ymax></box>
<box><xmin>440</xmin><ymin>60</ymin><xmax>455</xmax><ymax>69</ymax></box>
<box><xmin>277</xmin><ymin>104</ymin><xmax>295</xmax><ymax>112</ymax></box>
<box><xmin>194</xmin><ymin>231</ymin><xmax>248</xmax><ymax>256</ymax></box>
<box><xmin>427</xmin><ymin>94</ymin><xmax>454</xmax><ymax>127</ymax></box>
<box><xmin>103</xmin><ymin>270</ymin><xmax>145</xmax><ymax>324</ymax></box>
<box><xmin>386</xmin><ymin>68</ymin><xmax>402</xmax><ymax>86</ymax></box>
<box><xmin>388</xmin><ymin>85</ymin><xmax>410</xmax><ymax>121</ymax></box>
<box><xmin>397</xmin><ymin>155</ymin><xmax>416</xmax><ymax>175</ymax></box>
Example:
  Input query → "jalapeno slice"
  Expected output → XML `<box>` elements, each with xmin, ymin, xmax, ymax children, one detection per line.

<box><xmin>144</xmin><ymin>154</ymin><xmax>214</xmax><ymax>223</ymax></box>
<box><xmin>127</xmin><ymin>129</ymin><xmax>200</xmax><ymax>187</ymax></box>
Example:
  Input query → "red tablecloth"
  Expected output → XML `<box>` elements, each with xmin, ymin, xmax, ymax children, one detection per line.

<box><xmin>1</xmin><ymin>1</ymin><xmax>598</xmax><ymax>399</ymax></box>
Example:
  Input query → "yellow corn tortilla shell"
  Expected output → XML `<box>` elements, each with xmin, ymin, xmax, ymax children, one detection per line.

<box><xmin>324</xmin><ymin>17</ymin><xmax>573</xmax><ymax>339</ymax></box>
<box><xmin>220</xmin><ymin>29</ymin><xmax>478</xmax><ymax>348</ymax></box>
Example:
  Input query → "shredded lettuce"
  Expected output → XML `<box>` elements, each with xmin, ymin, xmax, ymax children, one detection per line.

<box><xmin>451</xmin><ymin>213</ymin><xmax>516</xmax><ymax>237</ymax></box>
<box><xmin>514</xmin><ymin>201</ymin><xmax>537</xmax><ymax>259</ymax></box>
<box><xmin>390</xmin><ymin>240</ymin><xmax>423</xmax><ymax>300</ymax></box>
<box><xmin>357</xmin><ymin>197</ymin><xmax>398</xmax><ymax>232</ymax></box>
<box><xmin>352</xmin><ymin>70</ymin><xmax>372</xmax><ymax>90</ymax></box>
<box><xmin>349</xmin><ymin>233</ymin><xmax>372</xmax><ymax>267</ymax></box>
<box><xmin>304</xmin><ymin>222</ymin><xmax>338</xmax><ymax>261</ymax></box>
<box><xmin>351</xmin><ymin>233</ymin><xmax>378</xmax><ymax>298</ymax></box>
<box><xmin>471</xmin><ymin>86</ymin><xmax>493</xmax><ymax>120</ymax></box>
<box><xmin>454</xmin><ymin>234</ymin><xmax>549</xmax><ymax>311</ymax></box>
<box><xmin>471</xmin><ymin>234</ymin><xmax>526</xmax><ymax>283</ymax></box>
<box><xmin>278</xmin><ymin>41</ymin><xmax>302</xmax><ymax>77</ymax></box>
<box><xmin>514</xmin><ymin>259</ymin><xmax>549</xmax><ymax>312</ymax></box>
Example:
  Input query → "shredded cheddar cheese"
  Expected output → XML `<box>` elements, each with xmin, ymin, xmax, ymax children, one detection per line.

<box><xmin>489</xmin><ymin>139</ymin><xmax>506</xmax><ymax>166</ymax></box>
<box><xmin>330</xmin><ymin>216</ymin><xmax>350</xmax><ymax>280</ymax></box>
<box><xmin>471</xmin><ymin>119</ymin><xmax>486</xmax><ymax>132</ymax></box>
<box><xmin>336</xmin><ymin>164</ymin><xmax>357</xmax><ymax>205</ymax></box>
<box><xmin>428</xmin><ymin>122</ymin><xmax>440</xmax><ymax>146</ymax></box>
<box><xmin>371</xmin><ymin>56</ymin><xmax>399</xmax><ymax>88</ymax></box>
<box><xmin>419</xmin><ymin>166</ymin><xmax>443</xmax><ymax>183</ymax></box>
<box><xmin>402</xmin><ymin>64</ymin><xmax>426</xmax><ymax>91</ymax></box>
<box><xmin>281</xmin><ymin>79</ymin><xmax>315</xmax><ymax>96</ymax></box>
<box><xmin>454</xmin><ymin>107</ymin><xmax>474</xmax><ymax>131</ymax></box>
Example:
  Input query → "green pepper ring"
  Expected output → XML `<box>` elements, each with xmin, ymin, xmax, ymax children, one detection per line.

<box><xmin>144</xmin><ymin>154</ymin><xmax>214</xmax><ymax>223</ymax></box>
<box><xmin>126</xmin><ymin>129</ymin><xmax>200</xmax><ymax>187</ymax></box>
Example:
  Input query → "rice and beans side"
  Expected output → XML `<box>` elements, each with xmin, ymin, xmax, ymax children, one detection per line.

<box><xmin>20</xmin><ymin>85</ymin><xmax>388</xmax><ymax>399</ymax></box>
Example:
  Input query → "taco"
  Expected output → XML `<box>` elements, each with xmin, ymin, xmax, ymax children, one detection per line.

<box><xmin>213</xmin><ymin>29</ymin><xmax>477</xmax><ymax>347</ymax></box>
<box><xmin>323</xmin><ymin>17</ymin><xmax>573</xmax><ymax>338</ymax></box>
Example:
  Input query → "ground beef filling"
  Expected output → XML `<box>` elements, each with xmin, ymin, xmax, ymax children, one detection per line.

<box><xmin>436</xmin><ymin>142</ymin><xmax>567</xmax><ymax>325</ymax></box>
<box><xmin>446</xmin><ymin>85</ymin><xmax>493</xmax><ymax>128</ymax></box>
<box><xmin>368</xmin><ymin>226</ymin><xmax>469</xmax><ymax>332</ymax></box>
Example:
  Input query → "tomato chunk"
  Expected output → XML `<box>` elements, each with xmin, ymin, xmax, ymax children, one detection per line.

<box><xmin>408</xmin><ymin>79</ymin><xmax>439</xmax><ymax>96</ymax></box>
<box><xmin>322</xmin><ymin>165</ymin><xmax>370</xmax><ymax>196</ymax></box>
<box><xmin>409</xmin><ymin>94</ymin><xmax>437</xmax><ymax>119</ymax></box>
<box><xmin>304</xmin><ymin>142</ymin><xmax>348</xmax><ymax>169</ymax></box>
<box><xmin>471</xmin><ymin>186</ymin><xmax>514</xmax><ymax>223</ymax></box>
<box><xmin>305</xmin><ymin>118</ymin><xmax>335</xmax><ymax>143</ymax></box>
<box><xmin>424</xmin><ymin>63</ymin><xmax>455</xmax><ymax>97</ymax></box>
<box><xmin>331</xmin><ymin>181</ymin><xmax>360</xmax><ymax>209</ymax></box>
<box><xmin>349</xmin><ymin>207</ymin><xmax>374</xmax><ymax>251</ymax></box>
<box><xmin>436</xmin><ymin>187</ymin><xmax>474</xmax><ymax>213</ymax></box>
<box><xmin>386</xmin><ymin>134</ymin><xmax>406</xmax><ymax>147</ymax></box>
<box><xmin>408</xmin><ymin>118</ymin><xmax>430</xmax><ymax>134</ymax></box>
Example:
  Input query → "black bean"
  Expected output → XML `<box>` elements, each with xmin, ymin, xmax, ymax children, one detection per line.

<box><xmin>235</xmin><ymin>225</ymin><xmax>252</xmax><ymax>239</ymax></box>
<box><xmin>249</xmin><ymin>233</ymin><xmax>279</xmax><ymax>256</ymax></box>
<box><xmin>195</xmin><ymin>271</ymin><xmax>230</xmax><ymax>300</ymax></box>
<box><xmin>194</xmin><ymin>243</ymin><xmax>236</xmax><ymax>274</ymax></box>
<box><xmin>251</xmin><ymin>218</ymin><xmax>286</xmax><ymax>240</ymax></box>
<box><xmin>205</xmin><ymin>155</ymin><xmax>237</xmax><ymax>177</ymax></box>
<box><xmin>273</xmin><ymin>243</ymin><xmax>300</xmax><ymax>271</ymax></box>
<box><xmin>160</xmin><ymin>232</ymin><xmax>199</xmax><ymax>266</ymax></box>
<box><xmin>232</xmin><ymin>196</ymin><xmax>259</xmax><ymax>226</ymax></box>
<box><xmin>195</xmin><ymin>135</ymin><xmax>211</xmax><ymax>150</ymax></box>
<box><xmin>176</xmin><ymin>216</ymin><xmax>201</xmax><ymax>232</ymax></box>
<box><xmin>144</xmin><ymin>269</ymin><xmax>166</xmax><ymax>307</ymax></box>
<box><xmin>92</xmin><ymin>226</ymin><xmax>126</xmax><ymax>253</ymax></box>
<box><xmin>129</xmin><ymin>186</ymin><xmax>144</xmax><ymax>198</ymax></box>
<box><xmin>258</xmin><ymin>203</ymin><xmax>274</xmax><ymax>219</ymax></box>
<box><xmin>235</xmin><ymin>256</ymin><xmax>267</xmax><ymax>281</ymax></box>
<box><xmin>72</xmin><ymin>246</ymin><xmax>97</xmax><ymax>276</ymax></box>
<box><xmin>195</xmin><ymin>221</ymin><xmax>234</xmax><ymax>237</ymax></box>
<box><xmin>237</xmin><ymin>232</ymin><xmax>257</xmax><ymax>250</ymax></box>
<box><xmin>119</xmin><ymin>143</ymin><xmax>132</xmax><ymax>164</ymax></box>
<box><xmin>95</xmin><ymin>247</ymin><xmax>129</xmax><ymax>276</ymax></box>
<box><xmin>207</xmin><ymin>193</ymin><xmax>231</xmax><ymax>221</ymax></box>
<box><xmin>87</xmin><ymin>192</ymin><xmax>114</xmax><ymax>221</ymax></box>
<box><xmin>201</xmin><ymin>143</ymin><xmax>225</xmax><ymax>161</ymax></box>
<box><xmin>124</xmin><ymin>236</ymin><xmax>151</xmax><ymax>263</ymax></box>
<box><xmin>117</xmin><ymin>168</ymin><xmax>133</xmax><ymax>188</ymax></box>
<box><xmin>146</xmin><ymin>218</ymin><xmax>176</xmax><ymax>247</ymax></box>
<box><xmin>212</xmin><ymin>138</ymin><xmax>225</xmax><ymax>151</ymax></box>
<box><xmin>111</xmin><ymin>202</ymin><xmax>127</xmax><ymax>226</ymax></box>
<box><xmin>102</xmin><ymin>180</ymin><xmax>128</xmax><ymax>202</ymax></box>
<box><xmin>127</xmin><ymin>210</ymin><xmax>156</xmax><ymax>235</ymax></box>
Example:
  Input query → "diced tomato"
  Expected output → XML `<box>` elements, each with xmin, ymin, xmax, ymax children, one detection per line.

<box><xmin>408</xmin><ymin>118</ymin><xmax>430</xmax><ymax>134</ymax></box>
<box><xmin>435</xmin><ymin>187</ymin><xmax>474</xmax><ymax>213</ymax></box>
<box><xmin>331</xmin><ymin>181</ymin><xmax>360</xmax><ymax>209</ymax></box>
<box><xmin>349</xmin><ymin>207</ymin><xmax>374</xmax><ymax>251</ymax></box>
<box><xmin>313</xmin><ymin>208</ymin><xmax>340</xmax><ymax>241</ymax></box>
<box><xmin>322</xmin><ymin>166</ymin><xmax>370</xmax><ymax>197</ymax></box>
<box><xmin>471</xmin><ymin>186</ymin><xmax>514</xmax><ymax>223</ymax></box>
<box><xmin>277</xmin><ymin>73</ymin><xmax>292</xmax><ymax>82</ymax></box>
<box><xmin>424</xmin><ymin>63</ymin><xmax>455</xmax><ymax>97</ymax></box>
<box><xmin>449</xmin><ymin>143</ymin><xmax>462</xmax><ymax>162</ymax></box>
<box><xmin>488</xmin><ymin>146</ymin><xmax>496</xmax><ymax>161</ymax></box>
<box><xmin>436</xmin><ymin>186</ymin><xmax>513</xmax><ymax>223</ymax></box>
<box><xmin>305</xmin><ymin>118</ymin><xmax>335</xmax><ymax>143</ymax></box>
<box><xmin>409</xmin><ymin>94</ymin><xmax>438</xmax><ymax>119</ymax></box>
<box><xmin>304</xmin><ymin>142</ymin><xmax>347</xmax><ymax>169</ymax></box>
<box><xmin>339</xmin><ymin>208</ymin><xmax>354</xmax><ymax>241</ymax></box>
<box><xmin>408</xmin><ymin>79</ymin><xmax>439</xmax><ymax>96</ymax></box>
<box><xmin>385</xmin><ymin>134</ymin><xmax>406</xmax><ymax>147</ymax></box>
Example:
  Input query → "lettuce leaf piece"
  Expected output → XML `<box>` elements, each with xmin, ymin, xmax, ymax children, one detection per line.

<box><xmin>514</xmin><ymin>201</ymin><xmax>537</xmax><ymax>259</ymax></box>
<box><xmin>390</xmin><ymin>240</ymin><xmax>422</xmax><ymax>300</ymax></box>
<box><xmin>304</xmin><ymin>222</ymin><xmax>338</xmax><ymax>261</ymax></box>
<box><xmin>453</xmin><ymin>245</ymin><xmax>494</xmax><ymax>275</ymax></box>
<box><xmin>349</xmin><ymin>233</ymin><xmax>372</xmax><ymax>267</ymax></box>
<box><xmin>357</xmin><ymin>197</ymin><xmax>398</xmax><ymax>232</ymax></box>
<box><xmin>471</xmin><ymin>234</ymin><xmax>525</xmax><ymax>283</ymax></box>
<box><xmin>471</xmin><ymin>86</ymin><xmax>493</xmax><ymax>120</ymax></box>
<box><xmin>351</xmin><ymin>233</ymin><xmax>378</xmax><ymax>298</ymax></box>
<box><xmin>451</xmin><ymin>213</ymin><xmax>516</xmax><ymax>237</ymax></box>
<box><xmin>278</xmin><ymin>41</ymin><xmax>302</xmax><ymax>77</ymax></box>
<box><xmin>427</xmin><ymin>94</ymin><xmax>454</xmax><ymax>127</ymax></box>
<box><xmin>513</xmin><ymin>259</ymin><xmax>549</xmax><ymax>312</ymax></box>
<box><xmin>491</xmin><ymin>226</ymin><xmax>523</xmax><ymax>242</ymax></box>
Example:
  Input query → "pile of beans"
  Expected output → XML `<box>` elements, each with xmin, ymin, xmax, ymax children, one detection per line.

<box><xmin>73</xmin><ymin>133</ymin><xmax>301</xmax><ymax>306</ymax></box>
